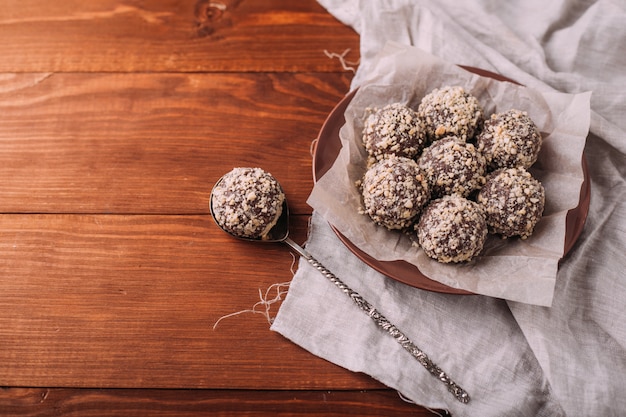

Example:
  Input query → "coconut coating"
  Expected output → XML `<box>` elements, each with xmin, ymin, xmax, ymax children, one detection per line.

<box><xmin>362</xmin><ymin>103</ymin><xmax>427</xmax><ymax>161</ymax></box>
<box><xmin>417</xmin><ymin>136</ymin><xmax>487</xmax><ymax>198</ymax></box>
<box><xmin>477</xmin><ymin>167</ymin><xmax>545</xmax><ymax>239</ymax></box>
<box><xmin>415</xmin><ymin>195</ymin><xmax>488</xmax><ymax>263</ymax></box>
<box><xmin>417</xmin><ymin>86</ymin><xmax>484</xmax><ymax>142</ymax></box>
<box><xmin>211</xmin><ymin>167</ymin><xmax>285</xmax><ymax>240</ymax></box>
<box><xmin>477</xmin><ymin>109</ymin><xmax>542</xmax><ymax>170</ymax></box>
<box><xmin>360</xmin><ymin>156</ymin><xmax>431</xmax><ymax>230</ymax></box>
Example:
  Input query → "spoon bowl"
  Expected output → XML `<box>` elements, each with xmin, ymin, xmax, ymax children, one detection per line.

<box><xmin>209</xmin><ymin>175</ymin><xmax>290</xmax><ymax>243</ymax></box>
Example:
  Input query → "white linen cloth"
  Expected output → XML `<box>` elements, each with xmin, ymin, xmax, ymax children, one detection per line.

<box><xmin>271</xmin><ymin>1</ymin><xmax>626</xmax><ymax>415</ymax></box>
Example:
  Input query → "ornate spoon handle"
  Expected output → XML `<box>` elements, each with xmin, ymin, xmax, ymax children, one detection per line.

<box><xmin>284</xmin><ymin>237</ymin><xmax>470</xmax><ymax>404</ymax></box>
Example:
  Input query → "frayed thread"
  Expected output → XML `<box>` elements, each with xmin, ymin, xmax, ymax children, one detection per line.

<box><xmin>397</xmin><ymin>392</ymin><xmax>451</xmax><ymax>417</ymax></box>
<box><xmin>212</xmin><ymin>281</ymin><xmax>291</xmax><ymax>329</ymax></box>
<box><xmin>323</xmin><ymin>48</ymin><xmax>360</xmax><ymax>73</ymax></box>
<box><xmin>212</xmin><ymin>253</ymin><xmax>296</xmax><ymax>329</ymax></box>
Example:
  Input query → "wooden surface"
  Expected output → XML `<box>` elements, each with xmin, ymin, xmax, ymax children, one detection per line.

<box><xmin>0</xmin><ymin>1</ymin><xmax>439</xmax><ymax>415</ymax></box>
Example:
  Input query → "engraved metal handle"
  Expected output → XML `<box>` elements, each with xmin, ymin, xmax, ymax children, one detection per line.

<box><xmin>284</xmin><ymin>237</ymin><xmax>470</xmax><ymax>404</ymax></box>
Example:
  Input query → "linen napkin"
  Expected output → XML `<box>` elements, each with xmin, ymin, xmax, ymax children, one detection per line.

<box><xmin>272</xmin><ymin>1</ymin><xmax>626</xmax><ymax>415</ymax></box>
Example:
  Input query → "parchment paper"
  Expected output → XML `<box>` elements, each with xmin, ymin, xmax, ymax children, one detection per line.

<box><xmin>308</xmin><ymin>43</ymin><xmax>590</xmax><ymax>306</ymax></box>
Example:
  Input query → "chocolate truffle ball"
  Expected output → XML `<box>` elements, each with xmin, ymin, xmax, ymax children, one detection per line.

<box><xmin>362</xmin><ymin>103</ymin><xmax>427</xmax><ymax>161</ymax></box>
<box><xmin>417</xmin><ymin>136</ymin><xmax>487</xmax><ymax>198</ymax></box>
<box><xmin>360</xmin><ymin>156</ymin><xmax>431</xmax><ymax>230</ymax></box>
<box><xmin>476</xmin><ymin>109</ymin><xmax>542</xmax><ymax>170</ymax></box>
<box><xmin>417</xmin><ymin>86</ymin><xmax>484</xmax><ymax>142</ymax></box>
<box><xmin>477</xmin><ymin>167</ymin><xmax>545</xmax><ymax>239</ymax></box>
<box><xmin>415</xmin><ymin>195</ymin><xmax>488</xmax><ymax>263</ymax></box>
<box><xmin>211</xmin><ymin>167</ymin><xmax>285</xmax><ymax>240</ymax></box>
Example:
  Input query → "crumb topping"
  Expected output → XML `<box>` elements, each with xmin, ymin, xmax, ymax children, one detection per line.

<box><xmin>477</xmin><ymin>167</ymin><xmax>545</xmax><ymax>239</ymax></box>
<box><xmin>362</xmin><ymin>103</ymin><xmax>427</xmax><ymax>161</ymax></box>
<box><xmin>417</xmin><ymin>86</ymin><xmax>484</xmax><ymax>142</ymax></box>
<box><xmin>415</xmin><ymin>195</ymin><xmax>488</xmax><ymax>263</ymax></box>
<box><xmin>356</xmin><ymin>85</ymin><xmax>547</xmax><ymax>264</ymax></box>
<box><xmin>360</xmin><ymin>156</ymin><xmax>430</xmax><ymax>230</ymax></box>
<box><xmin>477</xmin><ymin>109</ymin><xmax>542</xmax><ymax>170</ymax></box>
<box><xmin>418</xmin><ymin>136</ymin><xmax>486</xmax><ymax>198</ymax></box>
<box><xmin>211</xmin><ymin>167</ymin><xmax>285</xmax><ymax>239</ymax></box>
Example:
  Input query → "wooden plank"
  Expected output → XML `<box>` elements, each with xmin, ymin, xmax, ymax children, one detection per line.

<box><xmin>0</xmin><ymin>213</ymin><xmax>384</xmax><ymax>390</ymax></box>
<box><xmin>0</xmin><ymin>72</ymin><xmax>352</xmax><ymax>214</ymax></box>
<box><xmin>0</xmin><ymin>0</ymin><xmax>360</xmax><ymax>73</ymax></box>
<box><xmin>0</xmin><ymin>388</ymin><xmax>439</xmax><ymax>416</ymax></box>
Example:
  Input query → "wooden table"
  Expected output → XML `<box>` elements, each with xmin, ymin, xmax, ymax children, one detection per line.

<box><xmin>0</xmin><ymin>1</ymin><xmax>438</xmax><ymax>415</ymax></box>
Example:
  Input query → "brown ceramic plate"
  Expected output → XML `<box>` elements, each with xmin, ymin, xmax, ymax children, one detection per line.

<box><xmin>312</xmin><ymin>67</ymin><xmax>591</xmax><ymax>295</ymax></box>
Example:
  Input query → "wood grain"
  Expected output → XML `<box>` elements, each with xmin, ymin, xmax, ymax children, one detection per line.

<box><xmin>0</xmin><ymin>213</ymin><xmax>380</xmax><ymax>389</ymax></box>
<box><xmin>0</xmin><ymin>0</ymin><xmax>360</xmax><ymax>73</ymax></box>
<box><xmin>0</xmin><ymin>0</ymin><xmax>440</xmax><ymax>414</ymax></box>
<box><xmin>0</xmin><ymin>388</ymin><xmax>439</xmax><ymax>417</ymax></box>
<box><xmin>0</xmin><ymin>72</ymin><xmax>351</xmax><ymax>214</ymax></box>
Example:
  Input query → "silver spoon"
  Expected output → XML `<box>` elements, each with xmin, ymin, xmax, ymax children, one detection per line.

<box><xmin>209</xmin><ymin>173</ymin><xmax>470</xmax><ymax>404</ymax></box>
